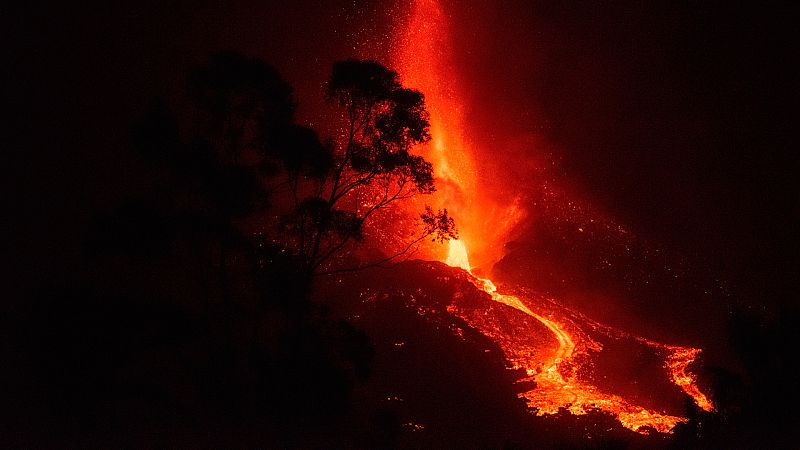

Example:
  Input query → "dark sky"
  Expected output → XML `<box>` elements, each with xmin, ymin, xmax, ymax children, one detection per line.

<box><xmin>523</xmin><ymin>2</ymin><xmax>798</xmax><ymax>303</ymax></box>
<box><xmin>425</xmin><ymin>0</ymin><xmax>798</xmax><ymax>311</ymax></box>
<box><xmin>6</xmin><ymin>0</ymin><xmax>798</xmax><ymax>311</ymax></box>
<box><xmin>6</xmin><ymin>0</ymin><xmax>373</xmax><ymax>290</ymax></box>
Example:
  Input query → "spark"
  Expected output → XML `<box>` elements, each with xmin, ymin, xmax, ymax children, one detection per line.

<box><xmin>444</xmin><ymin>240</ymin><xmax>712</xmax><ymax>433</ymax></box>
<box><xmin>388</xmin><ymin>0</ymin><xmax>714</xmax><ymax>433</ymax></box>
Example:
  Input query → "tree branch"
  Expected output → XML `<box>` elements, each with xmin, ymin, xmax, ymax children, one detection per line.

<box><xmin>314</xmin><ymin>229</ymin><xmax>432</xmax><ymax>276</ymax></box>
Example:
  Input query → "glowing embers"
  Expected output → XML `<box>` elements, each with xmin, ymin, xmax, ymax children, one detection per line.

<box><xmin>443</xmin><ymin>239</ymin><xmax>710</xmax><ymax>434</ymax></box>
<box><xmin>393</xmin><ymin>0</ymin><xmax>714</xmax><ymax>433</ymax></box>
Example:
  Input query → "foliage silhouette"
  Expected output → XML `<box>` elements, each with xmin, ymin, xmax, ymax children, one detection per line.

<box><xmin>7</xmin><ymin>52</ymin><xmax>457</xmax><ymax>443</ymax></box>
<box><xmin>1</xmin><ymin>53</ymin><xmax>393</xmax><ymax>446</ymax></box>
<box><xmin>178</xmin><ymin>53</ymin><xmax>456</xmax><ymax>276</ymax></box>
<box><xmin>283</xmin><ymin>58</ymin><xmax>456</xmax><ymax>275</ymax></box>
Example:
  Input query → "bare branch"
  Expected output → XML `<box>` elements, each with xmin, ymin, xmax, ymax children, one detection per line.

<box><xmin>314</xmin><ymin>230</ymin><xmax>432</xmax><ymax>276</ymax></box>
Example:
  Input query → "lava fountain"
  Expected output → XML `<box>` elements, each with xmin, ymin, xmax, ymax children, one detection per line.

<box><xmin>388</xmin><ymin>0</ymin><xmax>713</xmax><ymax>434</ymax></box>
<box><xmin>391</xmin><ymin>0</ymin><xmax>521</xmax><ymax>267</ymax></box>
<box><xmin>444</xmin><ymin>239</ymin><xmax>471</xmax><ymax>271</ymax></box>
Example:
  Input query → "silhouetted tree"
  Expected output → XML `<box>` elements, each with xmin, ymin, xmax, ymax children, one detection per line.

<box><xmin>182</xmin><ymin>53</ymin><xmax>455</xmax><ymax>277</ymax></box>
<box><xmin>0</xmin><ymin>53</ymin><xmax>381</xmax><ymax>442</ymax></box>
<box><xmin>276</xmin><ymin>59</ymin><xmax>456</xmax><ymax>276</ymax></box>
<box><xmin>1</xmin><ymin>52</ymin><xmax>463</xmax><ymax>446</ymax></box>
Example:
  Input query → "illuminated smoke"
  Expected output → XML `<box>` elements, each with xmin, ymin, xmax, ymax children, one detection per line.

<box><xmin>389</xmin><ymin>0</ymin><xmax>715</xmax><ymax>431</ymax></box>
<box><xmin>445</xmin><ymin>239</ymin><xmax>471</xmax><ymax>271</ymax></box>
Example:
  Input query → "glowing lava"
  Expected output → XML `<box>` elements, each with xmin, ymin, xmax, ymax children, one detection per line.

<box><xmin>391</xmin><ymin>0</ymin><xmax>521</xmax><ymax>266</ymax></box>
<box><xmin>445</xmin><ymin>240</ymin><xmax>712</xmax><ymax>434</ymax></box>
<box><xmin>387</xmin><ymin>0</ymin><xmax>713</xmax><ymax>434</ymax></box>
<box><xmin>666</xmin><ymin>348</ymin><xmax>714</xmax><ymax>412</ymax></box>
<box><xmin>445</xmin><ymin>239</ymin><xmax>471</xmax><ymax>271</ymax></box>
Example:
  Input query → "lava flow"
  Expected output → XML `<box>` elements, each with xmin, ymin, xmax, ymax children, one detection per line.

<box><xmin>387</xmin><ymin>0</ymin><xmax>713</xmax><ymax>434</ymax></box>
<box><xmin>444</xmin><ymin>239</ymin><xmax>712</xmax><ymax>434</ymax></box>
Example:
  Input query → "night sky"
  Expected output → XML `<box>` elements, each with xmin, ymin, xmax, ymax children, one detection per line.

<box><xmin>9</xmin><ymin>1</ymin><xmax>796</xmax><ymax>304</ymax></box>
<box><xmin>5</xmin><ymin>0</ymin><xmax>799</xmax><ymax>447</ymax></box>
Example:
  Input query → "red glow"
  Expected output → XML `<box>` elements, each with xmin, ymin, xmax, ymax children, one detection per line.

<box><xmin>387</xmin><ymin>0</ymin><xmax>714</xmax><ymax>434</ymax></box>
<box><xmin>446</xmin><ymin>240</ymin><xmax>713</xmax><ymax>433</ymax></box>
<box><xmin>390</xmin><ymin>0</ymin><xmax>522</xmax><ymax>267</ymax></box>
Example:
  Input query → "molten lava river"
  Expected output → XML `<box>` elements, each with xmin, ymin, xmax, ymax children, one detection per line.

<box><xmin>354</xmin><ymin>0</ymin><xmax>715</xmax><ymax>435</ymax></box>
<box><xmin>443</xmin><ymin>239</ymin><xmax>712</xmax><ymax>434</ymax></box>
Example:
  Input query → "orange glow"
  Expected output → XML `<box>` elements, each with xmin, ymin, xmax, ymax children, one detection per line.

<box><xmin>445</xmin><ymin>239</ymin><xmax>471</xmax><ymax>271</ymax></box>
<box><xmin>392</xmin><ymin>0</ymin><xmax>713</xmax><ymax>434</ymax></box>
<box><xmin>391</xmin><ymin>0</ymin><xmax>522</xmax><ymax>267</ymax></box>
<box><xmin>666</xmin><ymin>347</ymin><xmax>715</xmax><ymax>412</ymax></box>
<box><xmin>445</xmin><ymin>240</ymin><xmax>713</xmax><ymax>433</ymax></box>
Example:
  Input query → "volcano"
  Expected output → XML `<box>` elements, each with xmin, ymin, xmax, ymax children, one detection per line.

<box><xmin>332</xmin><ymin>0</ymin><xmax>715</xmax><ymax>436</ymax></box>
<box><xmin>6</xmin><ymin>0</ymin><xmax>796</xmax><ymax>448</ymax></box>
<box><xmin>320</xmin><ymin>235</ymin><xmax>712</xmax><ymax>440</ymax></box>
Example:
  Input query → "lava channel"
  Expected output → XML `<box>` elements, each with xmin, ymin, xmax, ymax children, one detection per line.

<box><xmin>444</xmin><ymin>239</ymin><xmax>712</xmax><ymax>434</ymax></box>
